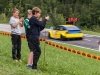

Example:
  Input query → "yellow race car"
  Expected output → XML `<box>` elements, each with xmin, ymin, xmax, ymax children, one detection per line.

<box><xmin>48</xmin><ymin>25</ymin><xmax>83</xmax><ymax>40</ymax></box>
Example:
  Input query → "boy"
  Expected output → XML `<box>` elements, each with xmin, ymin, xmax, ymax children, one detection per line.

<box><xmin>29</xmin><ymin>7</ymin><xmax>49</xmax><ymax>69</ymax></box>
<box><xmin>24</xmin><ymin>10</ymin><xmax>33</xmax><ymax>68</ymax></box>
<box><xmin>9</xmin><ymin>8</ymin><xmax>24</xmax><ymax>62</ymax></box>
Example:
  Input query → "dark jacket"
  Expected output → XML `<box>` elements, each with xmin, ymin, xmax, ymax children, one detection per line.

<box><xmin>29</xmin><ymin>16</ymin><xmax>47</xmax><ymax>39</ymax></box>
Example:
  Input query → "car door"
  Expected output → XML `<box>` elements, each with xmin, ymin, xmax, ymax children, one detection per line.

<box><xmin>56</xmin><ymin>26</ymin><xmax>64</xmax><ymax>38</ymax></box>
<box><xmin>52</xmin><ymin>26</ymin><xmax>60</xmax><ymax>38</ymax></box>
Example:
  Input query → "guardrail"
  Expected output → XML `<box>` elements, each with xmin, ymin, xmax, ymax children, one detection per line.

<box><xmin>0</xmin><ymin>31</ymin><xmax>100</xmax><ymax>61</ymax></box>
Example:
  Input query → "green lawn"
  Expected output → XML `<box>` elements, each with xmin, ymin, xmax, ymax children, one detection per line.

<box><xmin>82</xmin><ymin>30</ymin><xmax>100</xmax><ymax>36</ymax></box>
<box><xmin>0</xmin><ymin>35</ymin><xmax>100</xmax><ymax>75</ymax></box>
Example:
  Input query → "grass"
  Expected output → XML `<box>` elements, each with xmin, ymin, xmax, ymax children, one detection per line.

<box><xmin>0</xmin><ymin>20</ymin><xmax>9</xmax><ymax>24</ymax></box>
<box><xmin>82</xmin><ymin>30</ymin><xmax>100</xmax><ymax>36</ymax></box>
<box><xmin>0</xmin><ymin>22</ymin><xmax>9</xmax><ymax>24</ymax></box>
<box><xmin>0</xmin><ymin>35</ymin><xmax>100</xmax><ymax>75</ymax></box>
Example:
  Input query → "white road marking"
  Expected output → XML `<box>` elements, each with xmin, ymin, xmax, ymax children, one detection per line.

<box><xmin>67</xmin><ymin>44</ymin><xmax>99</xmax><ymax>52</ymax></box>
<box><xmin>47</xmin><ymin>39</ymin><xmax>100</xmax><ymax>52</ymax></box>
<box><xmin>97</xmin><ymin>41</ymin><xmax>99</xmax><ymax>42</ymax></box>
<box><xmin>83</xmin><ymin>39</ymin><xmax>91</xmax><ymax>41</ymax></box>
<box><xmin>84</xmin><ymin>34</ymin><xmax>100</xmax><ymax>37</ymax></box>
<box><xmin>84</xmin><ymin>34</ymin><xmax>94</xmax><ymax>37</ymax></box>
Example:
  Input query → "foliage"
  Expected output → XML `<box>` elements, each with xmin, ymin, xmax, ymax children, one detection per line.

<box><xmin>0</xmin><ymin>0</ymin><xmax>100</xmax><ymax>31</ymax></box>
<box><xmin>0</xmin><ymin>13</ymin><xmax>9</xmax><ymax>23</ymax></box>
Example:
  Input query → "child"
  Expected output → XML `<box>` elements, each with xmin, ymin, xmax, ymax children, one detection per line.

<box><xmin>9</xmin><ymin>8</ymin><xmax>24</xmax><ymax>62</ymax></box>
<box><xmin>24</xmin><ymin>10</ymin><xmax>33</xmax><ymax>68</ymax></box>
<box><xmin>29</xmin><ymin>7</ymin><xmax>49</xmax><ymax>69</ymax></box>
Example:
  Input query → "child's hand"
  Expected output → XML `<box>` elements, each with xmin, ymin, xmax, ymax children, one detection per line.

<box><xmin>21</xmin><ymin>17</ymin><xmax>24</xmax><ymax>21</ymax></box>
<box><xmin>39</xmin><ymin>17</ymin><xmax>42</xmax><ymax>21</ymax></box>
<box><xmin>19</xmin><ymin>17</ymin><xmax>24</xmax><ymax>22</ymax></box>
<box><xmin>45</xmin><ymin>16</ymin><xmax>49</xmax><ymax>21</ymax></box>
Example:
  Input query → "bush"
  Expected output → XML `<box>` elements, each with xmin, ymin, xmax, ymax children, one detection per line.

<box><xmin>0</xmin><ymin>13</ymin><xmax>9</xmax><ymax>23</ymax></box>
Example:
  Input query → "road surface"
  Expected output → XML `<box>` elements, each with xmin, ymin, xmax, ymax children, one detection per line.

<box><xmin>0</xmin><ymin>24</ymin><xmax>99</xmax><ymax>51</ymax></box>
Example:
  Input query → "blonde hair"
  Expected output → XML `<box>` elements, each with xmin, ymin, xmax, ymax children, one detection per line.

<box><xmin>27</xmin><ymin>9</ymin><xmax>32</xmax><ymax>15</ymax></box>
<box><xmin>32</xmin><ymin>7</ymin><xmax>41</xmax><ymax>15</ymax></box>
<box><xmin>12</xmin><ymin>8</ymin><xmax>19</xmax><ymax>13</ymax></box>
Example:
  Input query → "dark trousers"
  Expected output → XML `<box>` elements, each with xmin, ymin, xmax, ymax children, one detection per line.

<box><xmin>11</xmin><ymin>34</ymin><xmax>21</xmax><ymax>60</ymax></box>
<box><xmin>29</xmin><ymin>38</ymin><xmax>41</xmax><ymax>69</ymax></box>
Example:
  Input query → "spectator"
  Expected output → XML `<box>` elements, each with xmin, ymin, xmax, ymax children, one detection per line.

<box><xmin>29</xmin><ymin>7</ymin><xmax>49</xmax><ymax>69</ymax></box>
<box><xmin>24</xmin><ymin>9</ymin><xmax>33</xmax><ymax>68</ymax></box>
<box><xmin>9</xmin><ymin>8</ymin><xmax>24</xmax><ymax>62</ymax></box>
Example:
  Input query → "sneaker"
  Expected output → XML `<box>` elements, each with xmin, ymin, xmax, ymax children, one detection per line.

<box><xmin>18</xmin><ymin>59</ymin><xmax>22</xmax><ymax>62</ymax></box>
<box><xmin>27</xmin><ymin>65</ymin><xmax>32</xmax><ymax>69</ymax></box>
<box><xmin>14</xmin><ymin>60</ymin><xmax>18</xmax><ymax>62</ymax></box>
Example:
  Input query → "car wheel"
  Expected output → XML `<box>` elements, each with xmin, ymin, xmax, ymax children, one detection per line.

<box><xmin>80</xmin><ymin>37</ymin><xmax>83</xmax><ymax>40</ymax></box>
<box><xmin>48</xmin><ymin>33</ymin><xmax>52</xmax><ymax>39</ymax></box>
<box><xmin>60</xmin><ymin>35</ymin><xmax>65</xmax><ymax>41</ymax></box>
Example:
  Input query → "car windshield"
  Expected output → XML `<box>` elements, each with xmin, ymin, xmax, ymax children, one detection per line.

<box><xmin>64</xmin><ymin>26</ymin><xmax>80</xmax><ymax>30</ymax></box>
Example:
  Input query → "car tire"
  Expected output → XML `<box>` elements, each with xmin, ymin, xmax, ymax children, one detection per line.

<box><xmin>48</xmin><ymin>33</ymin><xmax>52</xmax><ymax>39</ymax></box>
<box><xmin>80</xmin><ymin>37</ymin><xmax>83</xmax><ymax>40</ymax></box>
<box><xmin>78</xmin><ymin>37</ymin><xmax>83</xmax><ymax>40</ymax></box>
<box><xmin>60</xmin><ymin>35</ymin><xmax>65</xmax><ymax>41</ymax></box>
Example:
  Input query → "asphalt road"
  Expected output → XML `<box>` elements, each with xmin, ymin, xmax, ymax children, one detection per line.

<box><xmin>0</xmin><ymin>24</ymin><xmax>100</xmax><ymax>51</ymax></box>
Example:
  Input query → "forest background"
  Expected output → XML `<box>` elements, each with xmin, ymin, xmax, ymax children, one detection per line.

<box><xmin>0</xmin><ymin>0</ymin><xmax>100</xmax><ymax>32</ymax></box>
